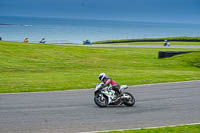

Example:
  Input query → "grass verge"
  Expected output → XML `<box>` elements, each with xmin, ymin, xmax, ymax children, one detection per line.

<box><xmin>0</xmin><ymin>41</ymin><xmax>200</xmax><ymax>93</ymax></box>
<box><xmin>99</xmin><ymin>41</ymin><xmax>200</xmax><ymax>45</ymax></box>
<box><xmin>101</xmin><ymin>124</ymin><xmax>200</xmax><ymax>133</ymax></box>
<box><xmin>93</xmin><ymin>37</ymin><xmax>200</xmax><ymax>44</ymax></box>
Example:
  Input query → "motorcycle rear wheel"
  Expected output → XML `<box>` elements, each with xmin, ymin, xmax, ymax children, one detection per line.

<box><xmin>123</xmin><ymin>92</ymin><xmax>135</xmax><ymax>106</ymax></box>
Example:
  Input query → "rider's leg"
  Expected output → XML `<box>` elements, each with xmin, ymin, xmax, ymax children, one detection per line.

<box><xmin>112</xmin><ymin>85</ymin><xmax>121</xmax><ymax>95</ymax></box>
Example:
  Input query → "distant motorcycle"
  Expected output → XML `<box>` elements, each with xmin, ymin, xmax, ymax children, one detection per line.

<box><xmin>94</xmin><ymin>83</ymin><xmax>135</xmax><ymax>107</ymax></box>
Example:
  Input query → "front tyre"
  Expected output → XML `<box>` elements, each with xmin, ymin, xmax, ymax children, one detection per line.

<box><xmin>94</xmin><ymin>93</ymin><xmax>108</xmax><ymax>107</ymax></box>
<box><xmin>123</xmin><ymin>92</ymin><xmax>135</xmax><ymax>106</ymax></box>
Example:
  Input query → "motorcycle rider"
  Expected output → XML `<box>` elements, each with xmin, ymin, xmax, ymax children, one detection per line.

<box><xmin>99</xmin><ymin>73</ymin><xmax>121</xmax><ymax>96</ymax></box>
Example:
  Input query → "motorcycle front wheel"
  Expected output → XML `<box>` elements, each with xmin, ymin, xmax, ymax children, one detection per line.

<box><xmin>123</xmin><ymin>92</ymin><xmax>135</xmax><ymax>106</ymax></box>
<box><xmin>94</xmin><ymin>93</ymin><xmax>108</xmax><ymax>107</ymax></box>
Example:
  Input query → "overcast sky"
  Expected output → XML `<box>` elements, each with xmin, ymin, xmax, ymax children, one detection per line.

<box><xmin>1</xmin><ymin>0</ymin><xmax>200</xmax><ymax>23</ymax></box>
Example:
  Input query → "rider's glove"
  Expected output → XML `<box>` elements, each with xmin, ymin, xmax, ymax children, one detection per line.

<box><xmin>102</xmin><ymin>84</ymin><xmax>106</xmax><ymax>88</ymax></box>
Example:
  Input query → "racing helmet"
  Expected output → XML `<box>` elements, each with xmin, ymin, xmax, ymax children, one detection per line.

<box><xmin>99</xmin><ymin>73</ymin><xmax>107</xmax><ymax>81</ymax></box>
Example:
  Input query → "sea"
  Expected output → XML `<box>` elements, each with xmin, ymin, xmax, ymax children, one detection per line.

<box><xmin>0</xmin><ymin>16</ymin><xmax>200</xmax><ymax>44</ymax></box>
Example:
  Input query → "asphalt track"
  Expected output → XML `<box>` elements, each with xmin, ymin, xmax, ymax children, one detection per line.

<box><xmin>0</xmin><ymin>80</ymin><xmax>200</xmax><ymax>133</ymax></box>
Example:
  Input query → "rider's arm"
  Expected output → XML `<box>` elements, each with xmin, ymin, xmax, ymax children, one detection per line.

<box><xmin>105</xmin><ymin>79</ymin><xmax>112</xmax><ymax>90</ymax></box>
<box><xmin>105</xmin><ymin>79</ymin><xmax>112</xmax><ymax>85</ymax></box>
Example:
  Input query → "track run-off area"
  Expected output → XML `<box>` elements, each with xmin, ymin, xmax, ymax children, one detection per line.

<box><xmin>0</xmin><ymin>80</ymin><xmax>200</xmax><ymax>133</ymax></box>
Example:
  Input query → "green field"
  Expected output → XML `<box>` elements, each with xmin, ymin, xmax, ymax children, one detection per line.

<box><xmin>0</xmin><ymin>41</ymin><xmax>200</xmax><ymax>93</ymax></box>
<box><xmin>102</xmin><ymin>124</ymin><xmax>200</xmax><ymax>133</ymax></box>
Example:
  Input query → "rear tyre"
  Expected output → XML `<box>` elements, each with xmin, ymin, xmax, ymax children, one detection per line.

<box><xmin>123</xmin><ymin>92</ymin><xmax>135</xmax><ymax>106</ymax></box>
<box><xmin>94</xmin><ymin>93</ymin><xmax>108</xmax><ymax>107</ymax></box>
